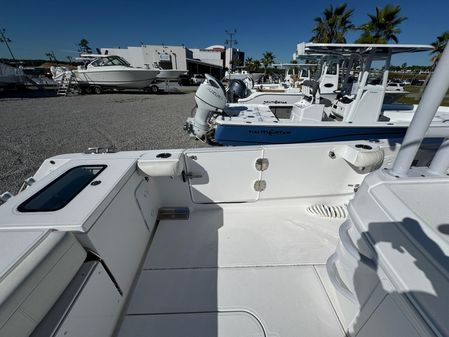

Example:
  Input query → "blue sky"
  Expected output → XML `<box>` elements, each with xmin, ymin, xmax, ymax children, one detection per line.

<box><xmin>1</xmin><ymin>0</ymin><xmax>448</xmax><ymax>65</ymax></box>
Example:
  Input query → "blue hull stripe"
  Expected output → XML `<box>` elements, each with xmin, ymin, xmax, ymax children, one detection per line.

<box><xmin>214</xmin><ymin>124</ymin><xmax>409</xmax><ymax>145</ymax></box>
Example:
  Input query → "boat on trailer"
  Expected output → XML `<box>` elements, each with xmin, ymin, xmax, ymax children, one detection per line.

<box><xmin>1</xmin><ymin>44</ymin><xmax>449</xmax><ymax>337</ymax></box>
<box><xmin>185</xmin><ymin>44</ymin><xmax>449</xmax><ymax>145</ymax></box>
<box><xmin>74</xmin><ymin>54</ymin><xmax>160</xmax><ymax>92</ymax></box>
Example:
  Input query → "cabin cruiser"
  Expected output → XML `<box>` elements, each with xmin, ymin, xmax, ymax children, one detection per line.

<box><xmin>1</xmin><ymin>43</ymin><xmax>449</xmax><ymax>337</ymax></box>
<box><xmin>74</xmin><ymin>54</ymin><xmax>159</xmax><ymax>91</ymax></box>
<box><xmin>185</xmin><ymin>44</ymin><xmax>449</xmax><ymax>145</ymax></box>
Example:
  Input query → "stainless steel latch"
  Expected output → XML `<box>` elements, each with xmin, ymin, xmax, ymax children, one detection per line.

<box><xmin>255</xmin><ymin>158</ymin><xmax>269</xmax><ymax>171</ymax></box>
<box><xmin>254</xmin><ymin>180</ymin><xmax>267</xmax><ymax>192</ymax></box>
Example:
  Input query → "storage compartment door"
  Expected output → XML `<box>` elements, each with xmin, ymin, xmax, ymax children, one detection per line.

<box><xmin>184</xmin><ymin>149</ymin><xmax>263</xmax><ymax>204</ymax></box>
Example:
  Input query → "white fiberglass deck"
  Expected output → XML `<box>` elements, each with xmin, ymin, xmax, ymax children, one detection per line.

<box><xmin>118</xmin><ymin>204</ymin><xmax>346</xmax><ymax>337</ymax></box>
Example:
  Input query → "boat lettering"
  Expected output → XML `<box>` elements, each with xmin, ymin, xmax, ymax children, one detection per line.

<box><xmin>263</xmin><ymin>100</ymin><xmax>287</xmax><ymax>104</ymax></box>
<box><xmin>249</xmin><ymin>129</ymin><xmax>291</xmax><ymax>136</ymax></box>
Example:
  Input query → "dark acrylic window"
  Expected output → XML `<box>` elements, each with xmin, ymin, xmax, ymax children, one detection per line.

<box><xmin>18</xmin><ymin>165</ymin><xmax>106</xmax><ymax>212</ymax></box>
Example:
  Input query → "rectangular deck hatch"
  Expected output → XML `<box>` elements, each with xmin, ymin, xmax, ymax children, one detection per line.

<box><xmin>18</xmin><ymin>165</ymin><xmax>106</xmax><ymax>212</ymax></box>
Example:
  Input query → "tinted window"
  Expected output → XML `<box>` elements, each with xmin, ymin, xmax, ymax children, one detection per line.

<box><xmin>18</xmin><ymin>165</ymin><xmax>106</xmax><ymax>212</ymax></box>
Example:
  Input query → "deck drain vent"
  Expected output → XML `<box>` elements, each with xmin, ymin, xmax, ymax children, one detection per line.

<box><xmin>306</xmin><ymin>204</ymin><xmax>347</xmax><ymax>219</ymax></box>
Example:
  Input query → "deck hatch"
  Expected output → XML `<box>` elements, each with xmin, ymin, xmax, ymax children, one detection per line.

<box><xmin>18</xmin><ymin>165</ymin><xmax>106</xmax><ymax>212</ymax></box>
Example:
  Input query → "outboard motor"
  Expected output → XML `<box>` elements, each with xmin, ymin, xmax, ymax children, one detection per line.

<box><xmin>226</xmin><ymin>79</ymin><xmax>250</xmax><ymax>103</ymax></box>
<box><xmin>243</xmin><ymin>76</ymin><xmax>254</xmax><ymax>90</ymax></box>
<box><xmin>185</xmin><ymin>74</ymin><xmax>227</xmax><ymax>139</ymax></box>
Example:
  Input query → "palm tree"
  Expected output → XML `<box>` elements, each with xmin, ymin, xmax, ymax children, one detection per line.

<box><xmin>78</xmin><ymin>39</ymin><xmax>92</xmax><ymax>54</ymax></box>
<box><xmin>310</xmin><ymin>3</ymin><xmax>355</xmax><ymax>43</ymax></box>
<box><xmin>356</xmin><ymin>4</ymin><xmax>407</xmax><ymax>44</ymax></box>
<box><xmin>245</xmin><ymin>57</ymin><xmax>262</xmax><ymax>72</ymax></box>
<box><xmin>420</xmin><ymin>31</ymin><xmax>449</xmax><ymax>93</ymax></box>
<box><xmin>430</xmin><ymin>31</ymin><xmax>449</xmax><ymax>64</ymax></box>
<box><xmin>261</xmin><ymin>51</ymin><xmax>275</xmax><ymax>75</ymax></box>
<box><xmin>245</xmin><ymin>57</ymin><xmax>254</xmax><ymax>71</ymax></box>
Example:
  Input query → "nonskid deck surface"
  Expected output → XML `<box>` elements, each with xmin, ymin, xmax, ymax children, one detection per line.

<box><xmin>118</xmin><ymin>206</ymin><xmax>346</xmax><ymax>337</ymax></box>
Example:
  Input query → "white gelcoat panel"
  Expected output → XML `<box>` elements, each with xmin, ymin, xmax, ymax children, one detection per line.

<box><xmin>354</xmin><ymin>295</ymin><xmax>422</xmax><ymax>337</ymax></box>
<box><xmin>125</xmin><ymin>266</ymin><xmax>344</xmax><ymax>337</ymax></box>
<box><xmin>118</xmin><ymin>312</ymin><xmax>265</xmax><ymax>337</ymax></box>
<box><xmin>261</xmin><ymin>144</ymin><xmax>365</xmax><ymax>200</ymax></box>
<box><xmin>144</xmin><ymin>207</ymin><xmax>341</xmax><ymax>269</ymax></box>
<box><xmin>184</xmin><ymin>149</ymin><xmax>263</xmax><ymax>203</ymax></box>
<box><xmin>81</xmin><ymin>173</ymin><xmax>151</xmax><ymax>296</ymax></box>
<box><xmin>0</xmin><ymin>230</ymin><xmax>48</xmax><ymax>278</ymax></box>
<box><xmin>53</xmin><ymin>263</ymin><xmax>122</xmax><ymax>337</ymax></box>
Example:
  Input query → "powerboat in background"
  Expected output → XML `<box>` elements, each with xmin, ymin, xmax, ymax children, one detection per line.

<box><xmin>235</xmin><ymin>59</ymin><xmax>338</xmax><ymax>106</ymax></box>
<box><xmin>1</xmin><ymin>41</ymin><xmax>449</xmax><ymax>337</ymax></box>
<box><xmin>149</xmin><ymin>62</ymin><xmax>187</xmax><ymax>80</ymax></box>
<box><xmin>0</xmin><ymin>62</ymin><xmax>24</xmax><ymax>88</ymax></box>
<box><xmin>228</xmin><ymin>43</ymin><xmax>432</xmax><ymax>108</ymax></box>
<box><xmin>186</xmin><ymin>44</ymin><xmax>447</xmax><ymax>145</ymax></box>
<box><xmin>186</xmin><ymin>74</ymin><xmax>449</xmax><ymax>145</ymax></box>
<box><xmin>74</xmin><ymin>54</ymin><xmax>159</xmax><ymax>92</ymax></box>
<box><xmin>224</xmin><ymin>69</ymin><xmax>264</xmax><ymax>83</ymax></box>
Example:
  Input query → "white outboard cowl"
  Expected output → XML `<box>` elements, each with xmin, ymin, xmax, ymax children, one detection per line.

<box><xmin>189</xmin><ymin>74</ymin><xmax>227</xmax><ymax>139</ymax></box>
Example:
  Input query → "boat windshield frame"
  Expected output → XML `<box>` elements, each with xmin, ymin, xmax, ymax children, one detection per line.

<box><xmin>90</xmin><ymin>56</ymin><xmax>131</xmax><ymax>67</ymax></box>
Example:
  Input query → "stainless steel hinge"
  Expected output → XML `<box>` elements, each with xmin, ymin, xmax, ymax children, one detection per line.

<box><xmin>254</xmin><ymin>180</ymin><xmax>267</xmax><ymax>192</ymax></box>
<box><xmin>255</xmin><ymin>158</ymin><xmax>269</xmax><ymax>171</ymax></box>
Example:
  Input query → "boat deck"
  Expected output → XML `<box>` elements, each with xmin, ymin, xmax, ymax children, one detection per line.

<box><xmin>117</xmin><ymin>205</ymin><xmax>346</xmax><ymax>337</ymax></box>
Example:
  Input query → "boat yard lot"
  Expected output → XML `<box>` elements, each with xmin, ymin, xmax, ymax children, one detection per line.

<box><xmin>0</xmin><ymin>91</ymin><xmax>206</xmax><ymax>194</ymax></box>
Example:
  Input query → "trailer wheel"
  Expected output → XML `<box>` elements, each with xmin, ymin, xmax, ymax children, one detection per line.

<box><xmin>94</xmin><ymin>86</ymin><xmax>102</xmax><ymax>94</ymax></box>
<box><xmin>85</xmin><ymin>86</ymin><xmax>92</xmax><ymax>94</ymax></box>
<box><xmin>150</xmin><ymin>85</ymin><xmax>159</xmax><ymax>94</ymax></box>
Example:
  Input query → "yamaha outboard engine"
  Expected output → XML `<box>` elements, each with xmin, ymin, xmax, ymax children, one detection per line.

<box><xmin>226</xmin><ymin>79</ymin><xmax>250</xmax><ymax>103</ymax></box>
<box><xmin>185</xmin><ymin>74</ymin><xmax>227</xmax><ymax>139</ymax></box>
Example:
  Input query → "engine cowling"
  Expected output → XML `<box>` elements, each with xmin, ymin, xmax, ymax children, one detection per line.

<box><xmin>226</xmin><ymin>79</ymin><xmax>251</xmax><ymax>103</ymax></box>
<box><xmin>187</xmin><ymin>74</ymin><xmax>227</xmax><ymax>139</ymax></box>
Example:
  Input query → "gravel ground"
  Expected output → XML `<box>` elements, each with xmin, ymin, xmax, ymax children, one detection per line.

<box><xmin>0</xmin><ymin>89</ymin><xmax>207</xmax><ymax>194</ymax></box>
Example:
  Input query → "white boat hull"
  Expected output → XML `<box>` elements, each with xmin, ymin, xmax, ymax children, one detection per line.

<box><xmin>156</xmin><ymin>69</ymin><xmax>186</xmax><ymax>80</ymax></box>
<box><xmin>75</xmin><ymin>69</ymin><xmax>159</xmax><ymax>89</ymax></box>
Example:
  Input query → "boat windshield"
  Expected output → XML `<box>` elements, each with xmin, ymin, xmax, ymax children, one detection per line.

<box><xmin>90</xmin><ymin>56</ymin><xmax>131</xmax><ymax>67</ymax></box>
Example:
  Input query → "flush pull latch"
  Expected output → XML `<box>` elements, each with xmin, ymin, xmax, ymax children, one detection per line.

<box><xmin>254</xmin><ymin>180</ymin><xmax>267</xmax><ymax>192</ymax></box>
<box><xmin>255</xmin><ymin>158</ymin><xmax>269</xmax><ymax>171</ymax></box>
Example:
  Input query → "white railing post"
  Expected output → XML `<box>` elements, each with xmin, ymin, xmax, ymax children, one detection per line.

<box><xmin>391</xmin><ymin>43</ymin><xmax>449</xmax><ymax>177</ymax></box>
<box><xmin>428</xmin><ymin>138</ymin><xmax>449</xmax><ymax>175</ymax></box>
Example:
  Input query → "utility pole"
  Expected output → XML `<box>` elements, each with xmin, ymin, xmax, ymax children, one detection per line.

<box><xmin>225</xmin><ymin>29</ymin><xmax>237</xmax><ymax>81</ymax></box>
<box><xmin>0</xmin><ymin>28</ymin><xmax>16</xmax><ymax>62</ymax></box>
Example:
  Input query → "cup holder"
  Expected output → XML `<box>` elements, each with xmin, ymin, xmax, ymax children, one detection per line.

<box><xmin>355</xmin><ymin>144</ymin><xmax>372</xmax><ymax>150</ymax></box>
<box><xmin>156</xmin><ymin>153</ymin><xmax>172</xmax><ymax>159</ymax></box>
